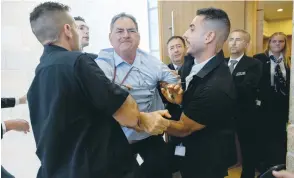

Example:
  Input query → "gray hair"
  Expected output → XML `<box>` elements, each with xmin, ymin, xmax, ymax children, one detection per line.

<box><xmin>29</xmin><ymin>2</ymin><xmax>71</xmax><ymax>45</ymax></box>
<box><xmin>110</xmin><ymin>12</ymin><xmax>139</xmax><ymax>32</ymax></box>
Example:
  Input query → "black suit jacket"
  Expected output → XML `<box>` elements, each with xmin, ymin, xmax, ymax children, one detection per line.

<box><xmin>1</xmin><ymin>98</ymin><xmax>16</xmax><ymax>108</ymax></box>
<box><xmin>165</xmin><ymin>63</ymin><xmax>182</xmax><ymax>121</ymax></box>
<box><xmin>225</xmin><ymin>55</ymin><xmax>262</xmax><ymax>126</ymax></box>
<box><xmin>167</xmin><ymin>63</ymin><xmax>175</xmax><ymax>70</ymax></box>
<box><xmin>253</xmin><ymin>53</ymin><xmax>290</xmax><ymax>128</ymax></box>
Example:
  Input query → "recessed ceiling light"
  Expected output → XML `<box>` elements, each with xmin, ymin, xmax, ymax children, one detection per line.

<box><xmin>277</xmin><ymin>9</ymin><xmax>283</xmax><ymax>12</ymax></box>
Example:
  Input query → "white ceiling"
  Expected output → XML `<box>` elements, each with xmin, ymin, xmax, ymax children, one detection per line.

<box><xmin>264</xmin><ymin>1</ymin><xmax>293</xmax><ymax>21</ymax></box>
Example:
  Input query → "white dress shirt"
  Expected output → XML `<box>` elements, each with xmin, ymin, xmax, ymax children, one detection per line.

<box><xmin>269</xmin><ymin>51</ymin><xmax>286</xmax><ymax>86</ymax></box>
<box><xmin>173</xmin><ymin>64</ymin><xmax>181</xmax><ymax>70</ymax></box>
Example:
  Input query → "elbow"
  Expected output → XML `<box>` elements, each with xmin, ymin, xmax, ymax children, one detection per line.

<box><xmin>113</xmin><ymin>95</ymin><xmax>140</xmax><ymax>128</ymax></box>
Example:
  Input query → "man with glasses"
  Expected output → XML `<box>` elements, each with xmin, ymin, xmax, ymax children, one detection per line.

<box><xmin>95</xmin><ymin>12</ymin><xmax>178</xmax><ymax>178</ymax></box>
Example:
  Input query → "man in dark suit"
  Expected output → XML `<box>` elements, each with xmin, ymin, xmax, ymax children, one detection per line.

<box><xmin>227</xmin><ymin>29</ymin><xmax>262</xmax><ymax>178</ymax></box>
<box><xmin>161</xmin><ymin>8</ymin><xmax>236</xmax><ymax>178</ymax></box>
<box><xmin>165</xmin><ymin>36</ymin><xmax>186</xmax><ymax>174</ymax></box>
<box><xmin>1</xmin><ymin>96</ymin><xmax>30</xmax><ymax>178</ymax></box>
<box><xmin>167</xmin><ymin>36</ymin><xmax>186</xmax><ymax>71</ymax></box>
<box><xmin>165</xmin><ymin>36</ymin><xmax>186</xmax><ymax>123</ymax></box>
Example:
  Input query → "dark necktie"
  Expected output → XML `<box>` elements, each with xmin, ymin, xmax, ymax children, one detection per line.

<box><xmin>270</xmin><ymin>55</ymin><xmax>287</xmax><ymax>95</ymax></box>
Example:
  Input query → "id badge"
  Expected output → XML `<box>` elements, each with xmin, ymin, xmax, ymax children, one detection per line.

<box><xmin>174</xmin><ymin>143</ymin><xmax>186</xmax><ymax>156</ymax></box>
<box><xmin>136</xmin><ymin>154</ymin><xmax>144</xmax><ymax>165</ymax></box>
<box><xmin>256</xmin><ymin>99</ymin><xmax>261</xmax><ymax>106</ymax></box>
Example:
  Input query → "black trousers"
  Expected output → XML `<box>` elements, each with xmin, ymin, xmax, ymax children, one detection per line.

<box><xmin>1</xmin><ymin>166</ymin><xmax>14</xmax><ymax>178</ymax></box>
<box><xmin>258</xmin><ymin>130</ymin><xmax>287</xmax><ymax>173</ymax></box>
<box><xmin>131</xmin><ymin>136</ymin><xmax>172</xmax><ymax>178</ymax></box>
<box><xmin>237</xmin><ymin>126</ymin><xmax>258</xmax><ymax>178</ymax></box>
<box><xmin>257</xmin><ymin>92</ymin><xmax>288</xmax><ymax>173</ymax></box>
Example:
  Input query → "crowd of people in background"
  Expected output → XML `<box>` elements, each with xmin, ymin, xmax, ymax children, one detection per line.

<box><xmin>1</xmin><ymin>1</ymin><xmax>292</xmax><ymax>178</ymax></box>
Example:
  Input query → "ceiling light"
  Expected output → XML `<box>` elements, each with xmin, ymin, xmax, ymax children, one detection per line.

<box><xmin>277</xmin><ymin>9</ymin><xmax>283</xmax><ymax>12</ymax></box>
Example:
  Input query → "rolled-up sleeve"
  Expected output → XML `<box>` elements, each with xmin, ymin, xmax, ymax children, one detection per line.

<box><xmin>74</xmin><ymin>54</ymin><xmax>129</xmax><ymax>116</ymax></box>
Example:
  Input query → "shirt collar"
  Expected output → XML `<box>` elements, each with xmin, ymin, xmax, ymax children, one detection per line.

<box><xmin>173</xmin><ymin>64</ymin><xmax>180</xmax><ymax>70</ymax></box>
<box><xmin>113</xmin><ymin>50</ymin><xmax>141</xmax><ymax>68</ymax></box>
<box><xmin>196</xmin><ymin>55</ymin><xmax>222</xmax><ymax>78</ymax></box>
<box><xmin>194</xmin><ymin>55</ymin><xmax>215</xmax><ymax>66</ymax></box>
<box><xmin>229</xmin><ymin>53</ymin><xmax>244</xmax><ymax>63</ymax></box>
<box><xmin>43</xmin><ymin>44</ymin><xmax>68</xmax><ymax>53</ymax></box>
<box><xmin>269</xmin><ymin>51</ymin><xmax>283</xmax><ymax>60</ymax></box>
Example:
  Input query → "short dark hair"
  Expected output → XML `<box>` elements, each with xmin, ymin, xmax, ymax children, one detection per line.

<box><xmin>167</xmin><ymin>36</ymin><xmax>186</xmax><ymax>47</ymax></box>
<box><xmin>196</xmin><ymin>7</ymin><xmax>231</xmax><ymax>43</ymax></box>
<box><xmin>74</xmin><ymin>16</ymin><xmax>85</xmax><ymax>22</ymax></box>
<box><xmin>29</xmin><ymin>2</ymin><xmax>71</xmax><ymax>44</ymax></box>
<box><xmin>110</xmin><ymin>12</ymin><xmax>138</xmax><ymax>32</ymax></box>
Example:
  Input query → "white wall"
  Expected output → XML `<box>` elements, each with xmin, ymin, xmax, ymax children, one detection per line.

<box><xmin>1</xmin><ymin>0</ymin><xmax>149</xmax><ymax>177</ymax></box>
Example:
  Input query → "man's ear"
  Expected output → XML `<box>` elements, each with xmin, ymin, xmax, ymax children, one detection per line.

<box><xmin>245</xmin><ymin>41</ymin><xmax>250</xmax><ymax>49</ymax></box>
<box><xmin>204</xmin><ymin>31</ymin><xmax>216</xmax><ymax>44</ymax></box>
<box><xmin>64</xmin><ymin>24</ymin><xmax>73</xmax><ymax>39</ymax></box>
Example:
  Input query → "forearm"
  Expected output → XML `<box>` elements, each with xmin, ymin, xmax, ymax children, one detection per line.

<box><xmin>165</xmin><ymin>120</ymin><xmax>191</xmax><ymax>137</ymax></box>
<box><xmin>113</xmin><ymin>95</ymin><xmax>140</xmax><ymax>128</ymax></box>
<box><xmin>166</xmin><ymin>113</ymin><xmax>206</xmax><ymax>137</ymax></box>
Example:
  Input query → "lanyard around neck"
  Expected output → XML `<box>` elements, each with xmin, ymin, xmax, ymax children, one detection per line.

<box><xmin>112</xmin><ymin>66</ymin><xmax>134</xmax><ymax>86</ymax></box>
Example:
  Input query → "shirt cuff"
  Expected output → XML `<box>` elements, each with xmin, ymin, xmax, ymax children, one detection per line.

<box><xmin>15</xmin><ymin>98</ymin><xmax>20</xmax><ymax>106</ymax></box>
<box><xmin>2</xmin><ymin>121</ymin><xmax>7</xmax><ymax>134</ymax></box>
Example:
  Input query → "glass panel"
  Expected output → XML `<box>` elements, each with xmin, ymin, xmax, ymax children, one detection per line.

<box><xmin>150</xmin><ymin>50</ymin><xmax>160</xmax><ymax>60</ymax></box>
<box><xmin>148</xmin><ymin>8</ymin><xmax>159</xmax><ymax>50</ymax></box>
<box><xmin>148</xmin><ymin>0</ymin><xmax>158</xmax><ymax>9</ymax></box>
